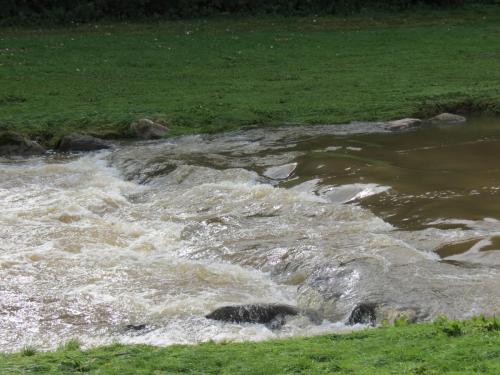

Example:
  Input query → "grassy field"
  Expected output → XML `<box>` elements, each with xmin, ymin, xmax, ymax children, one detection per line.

<box><xmin>1</xmin><ymin>6</ymin><xmax>500</xmax><ymax>145</ymax></box>
<box><xmin>1</xmin><ymin>318</ymin><xmax>499</xmax><ymax>374</ymax></box>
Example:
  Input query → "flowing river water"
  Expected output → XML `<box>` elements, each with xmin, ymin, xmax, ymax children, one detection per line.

<box><xmin>1</xmin><ymin>119</ymin><xmax>500</xmax><ymax>351</ymax></box>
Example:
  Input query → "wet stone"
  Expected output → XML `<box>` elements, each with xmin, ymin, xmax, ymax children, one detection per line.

<box><xmin>0</xmin><ymin>131</ymin><xmax>46</xmax><ymax>157</ymax></box>
<box><xmin>263</xmin><ymin>162</ymin><xmax>297</xmax><ymax>180</ymax></box>
<box><xmin>206</xmin><ymin>304</ymin><xmax>300</xmax><ymax>324</ymax></box>
<box><xmin>129</xmin><ymin>119</ymin><xmax>168</xmax><ymax>140</ymax></box>
<box><xmin>56</xmin><ymin>133</ymin><xmax>110</xmax><ymax>152</ymax></box>
<box><xmin>435</xmin><ymin>238</ymin><xmax>481</xmax><ymax>259</ymax></box>
<box><xmin>124</xmin><ymin>324</ymin><xmax>148</xmax><ymax>331</ymax></box>
<box><xmin>429</xmin><ymin>113</ymin><xmax>466</xmax><ymax>124</ymax></box>
<box><xmin>348</xmin><ymin>303</ymin><xmax>378</xmax><ymax>326</ymax></box>
<box><xmin>384</xmin><ymin>118</ymin><xmax>422</xmax><ymax>131</ymax></box>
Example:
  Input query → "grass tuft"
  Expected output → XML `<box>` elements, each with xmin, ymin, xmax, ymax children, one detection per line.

<box><xmin>20</xmin><ymin>346</ymin><xmax>37</xmax><ymax>357</ymax></box>
<box><xmin>60</xmin><ymin>339</ymin><xmax>81</xmax><ymax>351</ymax></box>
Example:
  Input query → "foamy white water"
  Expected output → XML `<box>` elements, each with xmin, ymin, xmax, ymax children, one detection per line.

<box><xmin>1</xmin><ymin>123</ymin><xmax>499</xmax><ymax>351</ymax></box>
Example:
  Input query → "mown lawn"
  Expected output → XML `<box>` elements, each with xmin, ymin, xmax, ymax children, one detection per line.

<box><xmin>1</xmin><ymin>6</ymin><xmax>500</xmax><ymax>145</ymax></box>
<box><xmin>1</xmin><ymin>318</ymin><xmax>499</xmax><ymax>374</ymax></box>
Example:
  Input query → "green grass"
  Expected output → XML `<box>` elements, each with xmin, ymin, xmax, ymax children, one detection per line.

<box><xmin>1</xmin><ymin>6</ymin><xmax>500</xmax><ymax>145</ymax></box>
<box><xmin>1</xmin><ymin>317</ymin><xmax>499</xmax><ymax>374</ymax></box>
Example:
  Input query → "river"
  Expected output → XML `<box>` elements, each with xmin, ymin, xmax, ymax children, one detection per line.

<box><xmin>1</xmin><ymin>119</ymin><xmax>499</xmax><ymax>351</ymax></box>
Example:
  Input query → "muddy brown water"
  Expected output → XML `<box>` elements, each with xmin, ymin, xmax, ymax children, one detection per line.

<box><xmin>1</xmin><ymin>119</ymin><xmax>499</xmax><ymax>351</ymax></box>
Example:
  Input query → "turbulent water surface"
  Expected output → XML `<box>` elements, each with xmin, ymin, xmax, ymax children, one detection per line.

<box><xmin>1</xmin><ymin>119</ymin><xmax>500</xmax><ymax>351</ymax></box>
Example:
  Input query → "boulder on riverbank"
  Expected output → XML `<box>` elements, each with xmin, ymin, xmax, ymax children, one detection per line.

<box><xmin>0</xmin><ymin>131</ymin><xmax>46</xmax><ymax>157</ymax></box>
<box><xmin>56</xmin><ymin>133</ymin><xmax>110</xmax><ymax>152</ymax></box>
<box><xmin>429</xmin><ymin>112</ymin><xmax>466</xmax><ymax>124</ymax></box>
<box><xmin>129</xmin><ymin>119</ymin><xmax>169</xmax><ymax>140</ymax></box>
<box><xmin>384</xmin><ymin>118</ymin><xmax>422</xmax><ymax>131</ymax></box>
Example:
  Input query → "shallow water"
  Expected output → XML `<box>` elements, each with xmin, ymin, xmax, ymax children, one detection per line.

<box><xmin>1</xmin><ymin>119</ymin><xmax>499</xmax><ymax>351</ymax></box>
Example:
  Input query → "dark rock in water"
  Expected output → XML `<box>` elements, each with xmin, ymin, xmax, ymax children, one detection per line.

<box><xmin>0</xmin><ymin>131</ymin><xmax>46</xmax><ymax>157</ymax></box>
<box><xmin>206</xmin><ymin>304</ymin><xmax>323</xmax><ymax>330</ymax></box>
<box><xmin>124</xmin><ymin>324</ymin><xmax>148</xmax><ymax>331</ymax></box>
<box><xmin>265</xmin><ymin>314</ymin><xmax>289</xmax><ymax>330</ymax></box>
<box><xmin>206</xmin><ymin>304</ymin><xmax>300</xmax><ymax>324</ymax></box>
<box><xmin>122</xmin><ymin>323</ymin><xmax>156</xmax><ymax>335</ymax></box>
<box><xmin>56</xmin><ymin>133</ymin><xmax>110</xmax><ymax>152</ymax></box>
<box><xmin>129</xmin><ymin>119</ymin><xmax>169</xmax><ymax>140</ymax></box>
<box><xmin>348</xmin><ymin>303</ymin><xmax>378</xmax><ymax>326</ymax></box>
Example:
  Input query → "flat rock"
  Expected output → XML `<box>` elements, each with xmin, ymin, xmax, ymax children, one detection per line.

<box><xmin>130</xmin><ymin>119</ymin><xmax>169</xmax><ymax>140</ymax></box>
<box><xmin>263</xmin><ymin>162</ymin><xmax>297</xmax><ymax>180</ymax></box>
<box><xmin>0</xmin><ymin>131</ymin><xmax>46</xmax><ymax>157</ymax></box>
<box><xmin>56</xmin><ymin>133</ymin><xmax>110</xmax><ymax>152</ymax></box>
<box><xmin>384</xmin><ymin>118</ymin><xmax>422</xmax><ymax>131</ymax></box>
<box><xmin>429</xmin><ymin>112</ymin><xmax>466</xmax><ymax>124</ymax></box>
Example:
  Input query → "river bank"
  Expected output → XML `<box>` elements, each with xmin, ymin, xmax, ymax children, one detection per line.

<box><xmin>1</xmin><ymin>7</ymin><xmax>500</xmax><ymax>146</ymax></box>
<box><xmin>1</xmin><ymin>317</ymin><xmax>499</xmax><ymax>374</ymax></box>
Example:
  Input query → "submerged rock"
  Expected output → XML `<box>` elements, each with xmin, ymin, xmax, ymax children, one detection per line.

<box><xmin>56</xmin><ymin>133</ymin><xmax>110</xmax><ymax>152</ymax></box>
<box><xmin>263</xmin><ymin>163</ymin><xmax>297</xmax><ymax>180</ymax></box>
<box><xmin>124</xmin><ymin>324</ymin><xmax>148</xmax><ymax>332</ymax></box>
<box><xmin>129</xmin><ymin>119</ymin><xmax>169</xmax><ymax>140</ymax></box>
<box><xmin>122</xmin><ymin>323</ymin><xmax>157</xmax><ymax>335</ymax></box>
<box><xmin>297</xmin><ymin>243</ymin><xmax>500</xmax><ymax>325</ymax></box>
<box><xmin>206</xmin><ymin>304</ymin><xmax>300</xmax><ymax>325</ymax></box>
<box><xmin>384</xmin><ymin>118</ymin><xmax>422</xmax><ymax>131</ymax></box>
<box><xmin>0</xmin><ymin>131</ymin><xmax>46</xmax><ymax>157</ymax></box>
<box><xmin>429</xmin><ymin>112</ymin><xmax>466</xmax><ymax>124</ymax></box>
